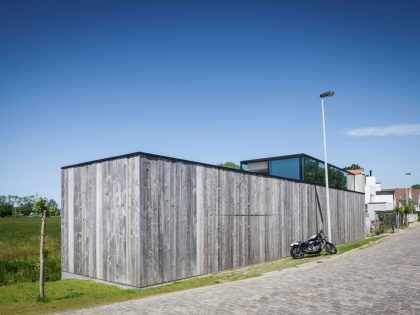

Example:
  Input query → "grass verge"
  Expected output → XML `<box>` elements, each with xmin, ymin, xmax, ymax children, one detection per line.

<box><xmin>0</xmin><ymin>235</ymin><xmax>386</xmax><ymax>315</ymax></box>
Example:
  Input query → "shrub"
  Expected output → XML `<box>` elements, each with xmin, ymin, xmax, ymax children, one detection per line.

<box><xmin>0</xmin><ymin>255</ymin><xmax>61</xmax><ymax>286</ymax></box>
<box><xmin>374</xmin><ymin>225</ymin><xmax>385</xmax><ymax>235</ymax></box>
<box><xmin>0</xmin><ymin>203</ymin><xmax>13</xmax><ymax>217</ymax></box>
<box><xmin>17</xmin><ymin>202</ymin><xmax>34</xmax><ymax>216</ymax></box>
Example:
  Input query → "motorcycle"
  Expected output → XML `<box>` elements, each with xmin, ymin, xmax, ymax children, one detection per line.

<box><xmin>289</xmin><ymin>230</ymin><xmax>337</xmax><ymax>259</ymax></box>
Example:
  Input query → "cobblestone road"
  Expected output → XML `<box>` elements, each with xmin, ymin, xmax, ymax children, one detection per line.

<box><xmin>63</xmin><ymin>225</ymin><xmax>420</xmax><ymax>314</ymax></box>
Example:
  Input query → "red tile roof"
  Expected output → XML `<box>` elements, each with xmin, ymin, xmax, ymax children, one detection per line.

<box><xmin>395</xmin><ymin>188</ymin><xmax>420</xmax><ymax>203</ymax></box>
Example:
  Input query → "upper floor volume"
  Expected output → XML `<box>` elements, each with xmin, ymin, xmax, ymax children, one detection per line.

<box><xmin>240</xmin><ymin>153</ymin><xmax>363</xmax><ymax>193</ymax></box>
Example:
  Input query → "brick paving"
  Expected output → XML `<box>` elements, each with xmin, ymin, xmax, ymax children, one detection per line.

<box><xmin>62</xmin><ymin>225</ymin><xmax>420</xmax><ymax>314</ymax></box>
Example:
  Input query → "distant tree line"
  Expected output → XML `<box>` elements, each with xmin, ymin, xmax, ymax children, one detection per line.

<box><xmin>0</xmin><ymin>195</ymin><xmax>60</xmax><ymax>217</ymax></box>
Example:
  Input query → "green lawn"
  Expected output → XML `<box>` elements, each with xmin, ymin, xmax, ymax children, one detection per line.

<box><xmin>0</xmin><ymin>226</ymin><xmax>386</xmax><ymax>315</ymax></box>
<box><xmin>0</xmin><ymin>217</ymin><xmax>61</xmax><ymax>285</ymax></box>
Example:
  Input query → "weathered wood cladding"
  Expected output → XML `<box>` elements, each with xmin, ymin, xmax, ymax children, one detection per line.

<box><xmin>62</xmin><ymin>154</ymin><xmax>365</xmax><ymax>287</ymax></box>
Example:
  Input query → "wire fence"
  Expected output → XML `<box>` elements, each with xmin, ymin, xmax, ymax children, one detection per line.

<box><xmin>373</xmin><ymin>212</ymin><xmax>403</xmax><ymax>235</ymax></box>
<box><xmin>368</xmin><ymin>211</ymin><xmax>419</xmax><ymax>236</ymax></box>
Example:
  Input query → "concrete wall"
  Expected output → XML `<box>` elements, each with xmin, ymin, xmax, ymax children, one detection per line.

<box><xmin>365</xmin><ymin>176</ymin><xmax>376</xmax><ymax>204</ymax></box>
<box><xmin>354</xmin><ymin>174</ymin><xmax>366</xmax><ymax>193</ymax></box>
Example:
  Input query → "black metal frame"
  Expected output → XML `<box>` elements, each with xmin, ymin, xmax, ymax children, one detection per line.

<box><xmin>240</xmin><ymin>153</ymin><xmax>353</xmax><ymax>176</ymax></box>
<box><xmin>240</xmin><ymin>153</ymin><xmax>356</xmax><ymax>192</ymax></box>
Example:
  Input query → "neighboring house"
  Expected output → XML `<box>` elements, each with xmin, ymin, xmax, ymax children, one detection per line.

<box><xmin>363</xmin><ymin>174</ymin><xmax>395</xmax><ymax>228</ymax></box>
<box><xmin>395</xmin><ymin>188</ymin><xmax>420</xmax><ymax>211</ymax></box>
<box><xmin>346</xmin><ymin>168</ymin><xmax>366</xmax><ymax>194</ymax></box>
<box><xmin>363</xmin><ymin>177</ymin><xmax>420</xmax><ymax>231</ymax></box>
<box><xmin>375</xmin><ymin>188</ymin><xmax>395</xmax><ymax>205</ymax></box>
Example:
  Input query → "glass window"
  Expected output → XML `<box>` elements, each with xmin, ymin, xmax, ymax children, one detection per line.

<box><xmin>243</xmin><ymin>155</ymin><xmax>355</xmax><ymax>191</ymax></box>
<box><xmin>328</xmin><ymin>166</ymin><xmax>348</xmax><ymax>190</ymax></box>
<box><xmin>303</xmin><ymin>157</ymin><xmax>325</xmax><ymax>186</ymax></box>
<box><xmin>269</xmin><ymin>158</ymin><xmax>300</xmax><ymax>180</ymax></box>
<box><xmin>303</xmin><ymin>156</ymin><xmax>353</xmax><ymax>190</ymax></box>
<box><xmin>247</xmin><ymin>161</ymin><xmax>268</xmax><ymax>174</ymax></box>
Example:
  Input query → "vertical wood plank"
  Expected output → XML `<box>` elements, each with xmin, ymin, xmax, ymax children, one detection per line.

<box><xmin>61</xmin><ymin>169</ymin><xmax>68</xmax><ymax>273</ymax></box>
<box><xmin>73</xmin><ymin>167</ymin><xmax>81</xmax><ymax>275</ymax></box>
<box><xmin>87</xmin><ymin>164</ymin><xmax>96</xmax><ymax>278</ymax></box>
<box><xmin>95</xmin><ymin>164</ymin><xmax>103</xmax><ymax>280</ymax></box>
<box><xmin>196</xmin><ymin>166</ymin><xmax>204</xmax><ymax>275</ymax></box>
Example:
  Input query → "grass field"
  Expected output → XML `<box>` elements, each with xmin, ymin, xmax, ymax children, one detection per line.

<box><xmin>0</xmin><ymin>217</ymin><xmax>61</xmax><ymax>285</ymax></box>
<box><xmin>0</xmin><ymin>215</ymin><xmax>387</xmax><ymax>315</ymax></box>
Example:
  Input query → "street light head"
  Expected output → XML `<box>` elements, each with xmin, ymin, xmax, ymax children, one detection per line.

<box><xmin>406</xmin><ymin>172</ymin><xmax>411</xmax><ymax>175</ymax></box>
<box><xmin>320</xmin><ymin>91</ymin><xmax>335</xmax><ymax>98</ymax></box>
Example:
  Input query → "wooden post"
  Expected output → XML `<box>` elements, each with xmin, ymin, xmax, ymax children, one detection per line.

<box><xmin>39</xmin><ymin>210</ymin><xmax>46</xmax><ymax>299</ymax></box>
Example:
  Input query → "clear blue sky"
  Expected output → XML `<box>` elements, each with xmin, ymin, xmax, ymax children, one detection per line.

<box><xmin>1</xmin><ymin>0</ymin><xmax>420</xmax><ymax>202</ymax></box>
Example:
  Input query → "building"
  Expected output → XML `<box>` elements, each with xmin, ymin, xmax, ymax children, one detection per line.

<box><xmin>395</xmin><ymin>188</ymin><xmax>420</xmax><ymax>211</ymax></box>
<box><xmin>61</xmin><ymin>151</ymin><xmax>364</xmax><ymax>288</ymax></box>
<box><xmin>375</xmin><ymin>188</ymin><xmax>395</xmax><ymax>205</ymax></box>
<box><xmin>364</xmin><ymin>174</ymin><xmax>395</xmax><ymax>220</ymax></box>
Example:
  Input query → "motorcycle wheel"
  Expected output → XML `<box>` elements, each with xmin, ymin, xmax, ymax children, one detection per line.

<box><xmin>325</xmin><ymin>242</ymin><xmax>337</xmax><ymax>255</ymax></box>
<box><xmin>290</xmin><ymin>247</ymin><xmax>304</xmax><ymax>259</ymax></box>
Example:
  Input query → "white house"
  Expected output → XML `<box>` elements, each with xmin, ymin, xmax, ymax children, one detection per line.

<box><xmin>365</xmin><ymin>176</ymin><xmax>395</xmax><ymax>219</ymax></box>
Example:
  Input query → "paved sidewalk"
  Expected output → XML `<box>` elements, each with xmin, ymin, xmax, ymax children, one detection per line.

<box><xmin>62</xmin><ymin>225</ymin><xmax>420</xmax><ymax>314</ymax></box>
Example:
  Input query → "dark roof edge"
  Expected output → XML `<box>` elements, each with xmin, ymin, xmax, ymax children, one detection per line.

<box><xmin>62</xmin><ymin>151</ymin><xmax>236</xmax><ymax>171</ymax></box>
<box><xmin>61</xmin><ymin>150</ymin><xmax>364</xmax><ymax>195</ymax></box>
<box><xmin>240</xmin><ymin>153</ymin><xmax>306</xmax><ymax>163</ymax></box>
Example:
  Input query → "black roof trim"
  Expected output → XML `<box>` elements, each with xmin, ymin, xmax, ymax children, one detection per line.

<box><xmin>61</xmin><ymin>150</ymin><xmax>364</xmax><ymax>195</ymax></box>
<box><xmin>376</xmin><ymin>190</ymin><xmax>395</xmax><ymax>194</ymax></box>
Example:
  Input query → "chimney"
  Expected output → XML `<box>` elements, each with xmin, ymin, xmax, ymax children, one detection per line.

<box><xmin>369</xmin><ymin>170</ymin><xmax>372</xmax><ymax>176</ymax></box>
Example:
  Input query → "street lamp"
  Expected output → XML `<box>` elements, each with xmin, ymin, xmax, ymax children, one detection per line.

<box><xmin>320</xmin><ymin>90</ymin><xmax>335</xmax><ymax>243</ymax></box>
<box><xmin>406</xmin><ymin>172</ymin><xmax>411</xmax><ymax>206</ymax></box>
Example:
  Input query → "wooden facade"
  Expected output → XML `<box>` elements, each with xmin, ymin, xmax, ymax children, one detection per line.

<box><xmin>61</xmin><ymin>152</ymin><xmax>365</xmax><ymax>287</ymax></box>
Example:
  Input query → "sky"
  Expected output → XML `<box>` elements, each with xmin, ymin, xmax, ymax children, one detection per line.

<box><xmin>1</xmin><ymin>0</ymin><xmax>420</xmax><ymax>202</ymax></box>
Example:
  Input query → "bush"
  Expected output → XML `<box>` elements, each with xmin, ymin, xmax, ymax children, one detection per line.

<box><xmin>0</xmin><ymin>203</ymin><xmax>13</xmax><ymax>217</ymax></box>
<box><xmin>374</xmin><ymin>225</ymin><xmax>385</xmax><ymax>235</ymax></box>
<box><xmin>0</xmin><ymin>255</ymin><xmax>61</xmax><ymax>286</ymax></box>
<box><xmin>17</xmin><ymin>202</ymin><xmax>34</xmax><ymax>216</ymax></box>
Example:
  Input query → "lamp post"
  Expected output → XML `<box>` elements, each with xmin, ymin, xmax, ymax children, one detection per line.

<box><xmin>320</xmin><ymin>91</ymin><xmax>334</xmax><ymax>242</ymax></box>
<box><xmin>405</xmin><ymin>172</ymin><xmax>411</xmax><ymax>206</ymax></box>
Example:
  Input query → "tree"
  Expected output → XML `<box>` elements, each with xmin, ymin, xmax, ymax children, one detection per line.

<box><xmin>343</xmin><ymin>163</ymin><xmax>363</xmax><ymax>170</ymax></box>
<box><xmin>403</xmin><ymin>201</ymin><xmax>416</xmax><ymax>214</ymax></box>
<box><xmin>33</xmin><ymin>197</ymin><xmax>54</xmax><ymax>300</ymax></box>
<box><xmin>0</xmin><ymin>195</ymin><xmax>57</xmax><ymax>217</ymax></box>
<box><xmin>18</xmin><ymin>195</ymin><xmax>37</xmax><ymax>215</ymax></box>
<box><xmin>18</xmin><ymin>202</ymin><xmax>34</xmax><ymax>216</ymax></box>
<box><xmin>411</xmin><ymin>184</ymin><xmax>420</xmax><ymax>189</ymax></box>
<box><xmin>218</xmin><ymin>162</ymin><xmax>240</xmax><ymax>170</ymax></box>
<box><xmin>0</xmin><ymin>202</ymin><xmax>13</xmax><ymax>217</ymax></box>
<box><xmin>47</xmin><ymin>199</ymin><xmax>60</xmax><ymax>216</ymax></box>
<box><xmin>0</xmin><ymin>196</ymin><xmax>16</xmax><ymax>217</ymax></box>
